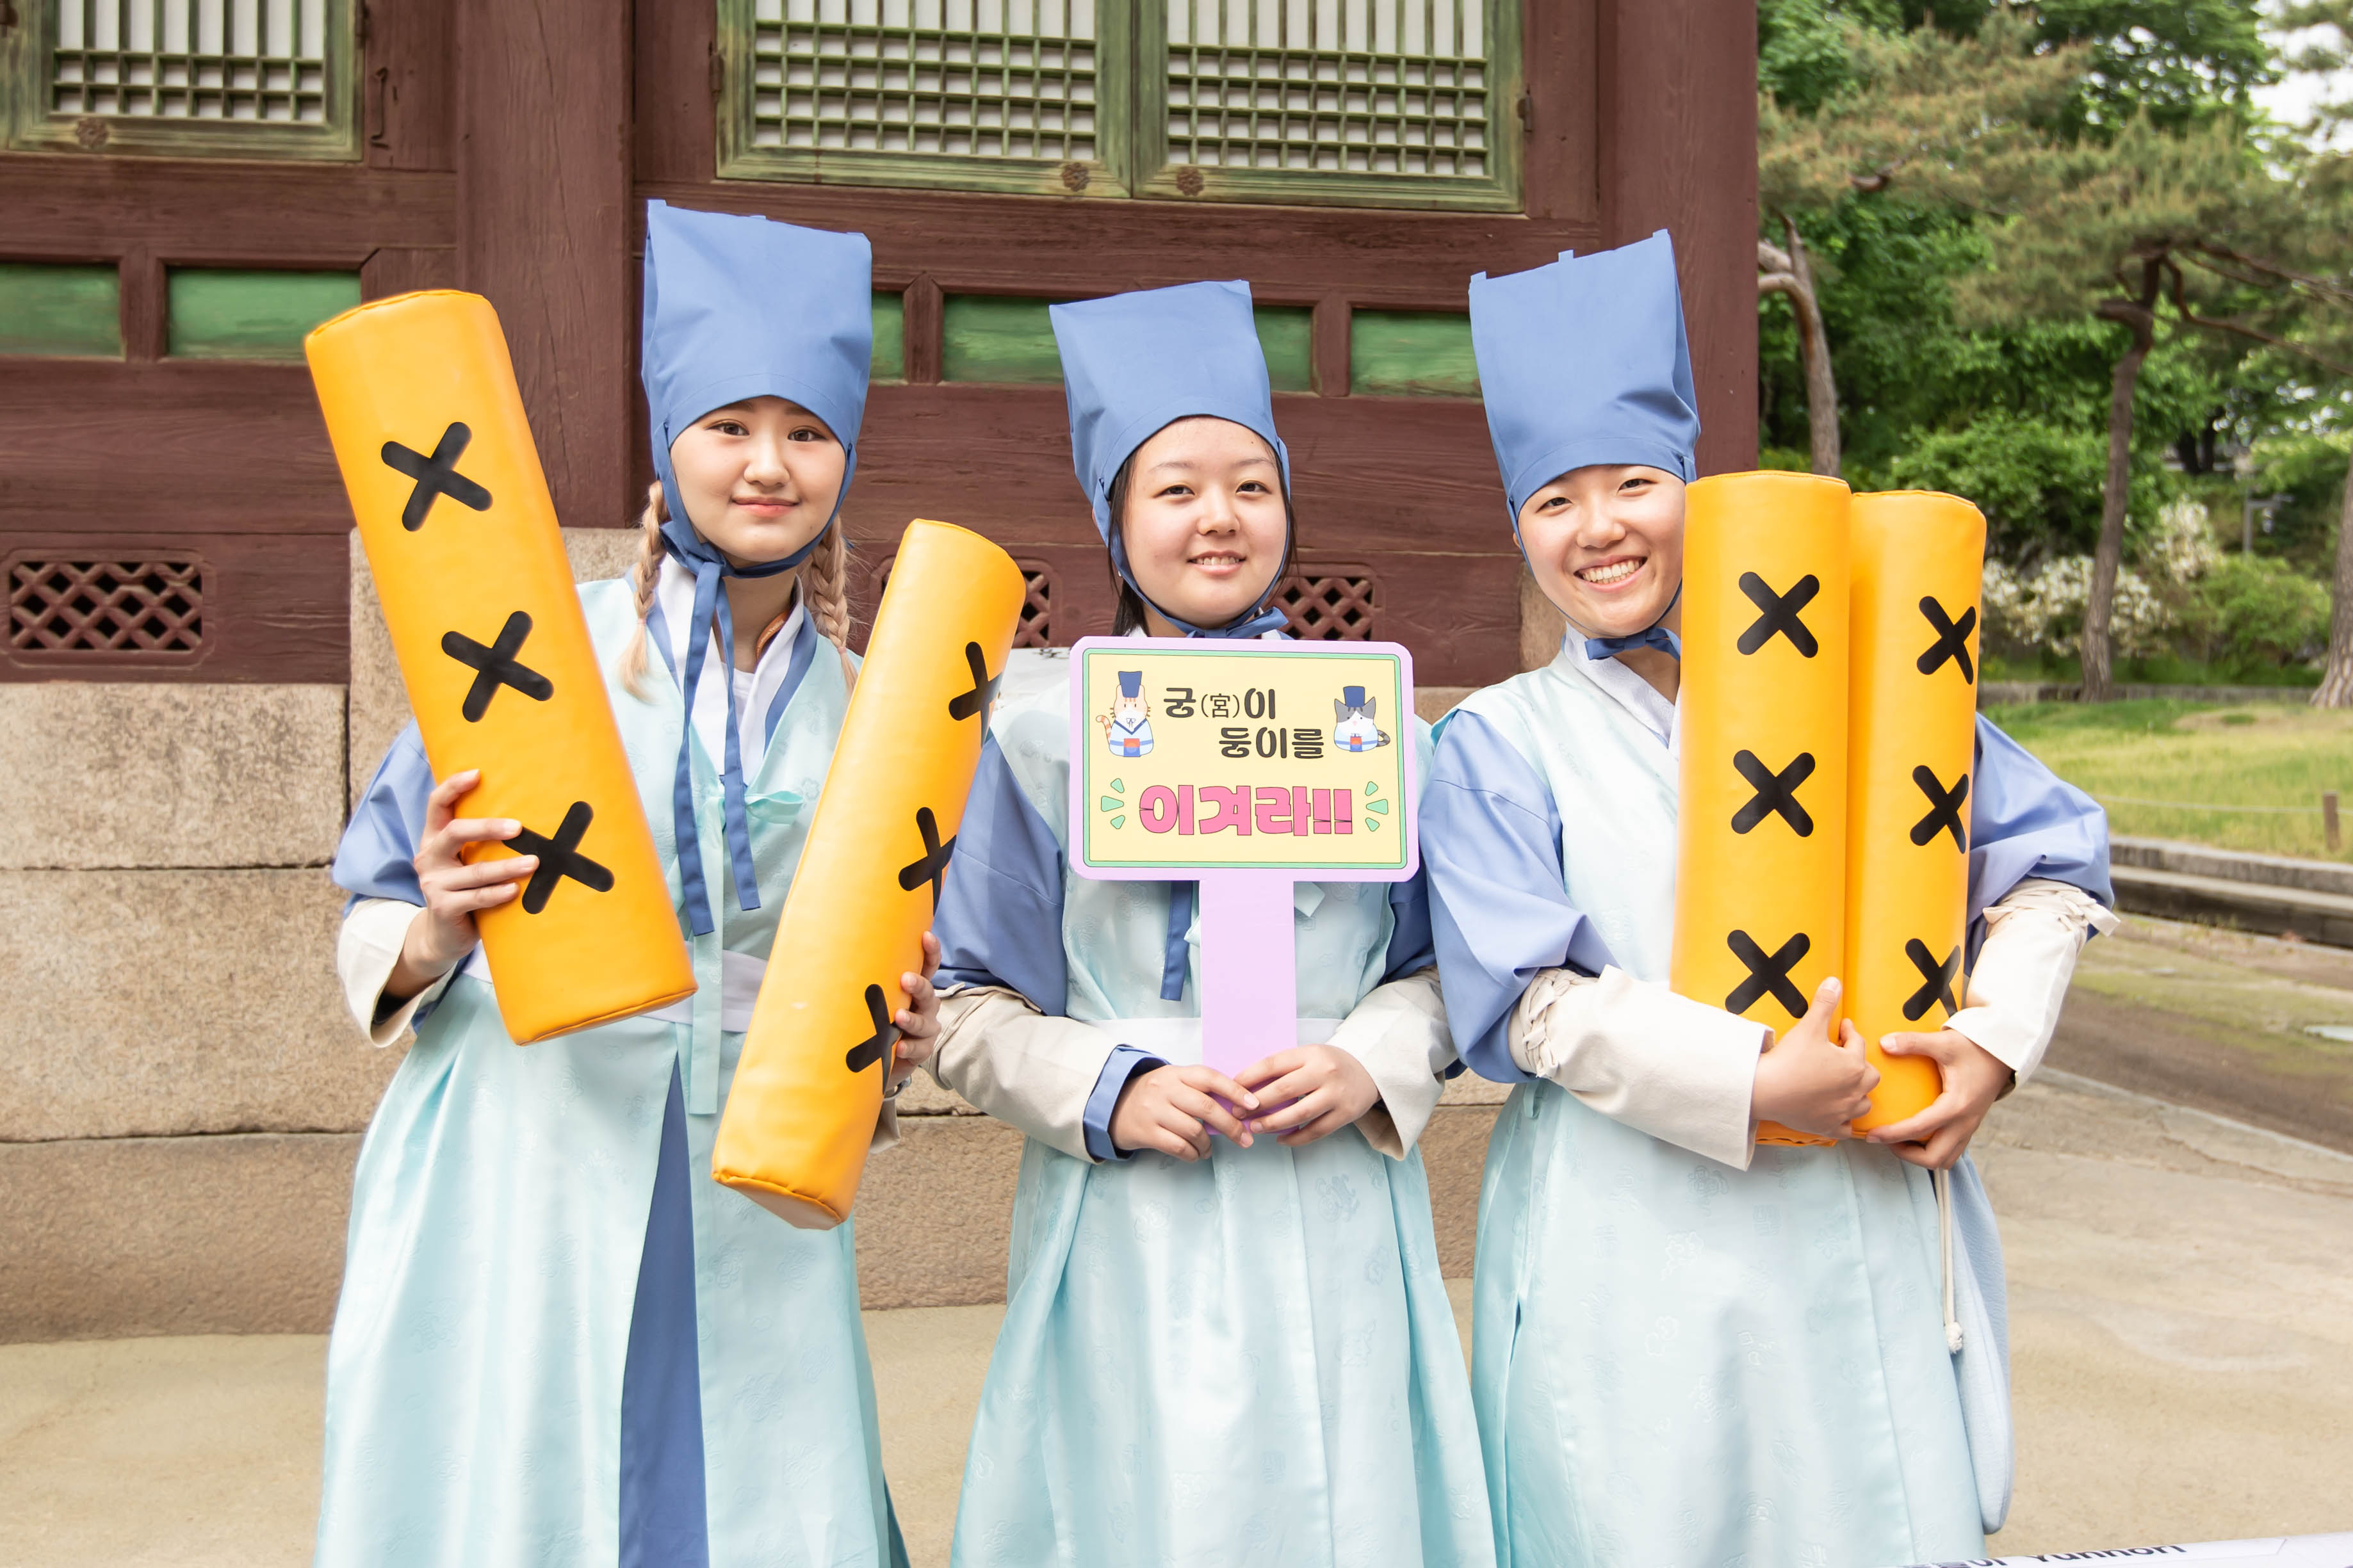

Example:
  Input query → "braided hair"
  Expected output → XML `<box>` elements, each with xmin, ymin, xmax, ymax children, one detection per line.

<box><xmin>616</xmin><ymin>483</ymin><xmax>858</xmax><ymax>697</ymax></box>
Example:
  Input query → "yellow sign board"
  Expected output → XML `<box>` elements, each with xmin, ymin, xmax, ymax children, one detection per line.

<box><xmin>1067</xmin><ymin>638</ymin><xmax>1415</xmax><ymax>878</ymax></box>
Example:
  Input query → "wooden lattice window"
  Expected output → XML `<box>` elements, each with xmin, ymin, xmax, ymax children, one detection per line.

<box><xmin>718</xmin><ymin>0</ymin><xmax>1518</xmax><ymax>211</ymax></box>
<box><xmin>1276</xmin><ymin>571</ymin><xmax>1374</xmax><ymax>639</ymax></box>
<box><xmin>8</xmin><ymin>557</ymin><xmax>207</xmax><ymax>662</ymax></box>
<box><xmin>6</xmin><ymin>0</ymin><xmax>358</xmax><ymax>160</ymax></box>
<box><xmin>1141</xmin><ymin>0</ymin><xmax>1517</xmax><ymax>209</ymax></box>
<box><xmin>722</xmin><ymin>0</ymin><xmax>1134</xmax><ymax>197</ymax></box>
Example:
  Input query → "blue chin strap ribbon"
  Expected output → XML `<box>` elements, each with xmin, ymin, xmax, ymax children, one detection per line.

<box><xmin>1106</xmin><ymin>526</ymin><xmax>1290</xmax><ymax>640</ymax></box>
<box><xmin>640</xmin><ymin>198</ymin><xmax>873</xmax><ymax>938</ymax></box>
<box><xmin>656</xmin><ymin>512</ymin><xmax>832</xmax><ymax>938</ymax></box>
<box><xmin>1583</xmin><ymin>581</ymin><xmax>1682</xmax><ymax>662</ymax></box>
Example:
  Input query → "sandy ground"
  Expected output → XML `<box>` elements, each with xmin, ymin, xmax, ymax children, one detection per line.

<box><xmin>6</xmin><ymin>917</ymin><xmax>2353</xmax><ymax>1565</ymax></box>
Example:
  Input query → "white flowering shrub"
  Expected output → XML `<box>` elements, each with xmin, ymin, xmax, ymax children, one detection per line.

<box><xmin>2145</xmin><ymin>497</ymin><xmax>2222</xmax><ymax>585</ymax></box>
<box><xmin>1982</xmin><ymin>555</ymin><xmax>2175</xmax><ymax>657</ymax></box>
<box><xmin>1980</xmin><ymin>497</ymin><xmax>2221</xmax><ymax>660</ymax></box>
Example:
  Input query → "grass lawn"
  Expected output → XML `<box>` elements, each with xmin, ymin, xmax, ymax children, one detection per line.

<box><xmin>1986</xmin><ymin>698</ymin><xmax>2353</xmax><ymax>863</ymax></box>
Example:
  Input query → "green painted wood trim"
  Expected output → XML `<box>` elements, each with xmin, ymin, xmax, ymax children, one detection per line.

<box><xmin>166</xmin><ymin>269</ymin><xmax>362</xmax><ymax>361</ymax></box>
<box><xmin>1130</xmin><ymin>0</ymin><xmax>1523</xmax><ymax>213</ymax></box>
<box><xmin>714</xmin><ymin>0</ymin><xmax>1133</xmax><ymax>197</ymax></box>
<box><xmin>871</xmin><ymin>291</ymin><xmax>906</xmax><ymax>384</ymax></box>
<box><xmin>1350</xmin><ymin>309</ymin><xmax>1480</xmax><ymax>398</ymax></box>
<box><xmin>0</xmin><ymin>262</ymin><xmax>122</xmax><ymax>357</ymax></box>
<box><xmin>938</xmin><ymin>296</ymin><xmax>1315</xmax><ymax>391</ymax></box>
<box><xmin>941</xmin><ymin>295</ymin><xmax>1064</xmax><ymax>384</ymax></box>
<box><xmin>1256</xmin><ymin>305</ymin><xmax>1313</xmax><ymax>393</ymax></box>
<box><xmin>6</xmin><ymin>0</ymin><xmax>359</xmax><ymax>162</ymax></box>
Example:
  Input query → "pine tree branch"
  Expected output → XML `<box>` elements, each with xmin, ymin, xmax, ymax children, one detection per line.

<box><xmin>2185</xmin><ymin>240</ymin><xmax>2353</xmax><ymax>310</ymax></box>
<box><xmin>2163</xmin><ymin>258</ymin><xmax>2353</xmax><ymax>376</ymax></box>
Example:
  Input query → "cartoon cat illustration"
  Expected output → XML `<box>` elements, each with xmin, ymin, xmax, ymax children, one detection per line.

<box><xmin>1098</xmin><ymin>669</ymin><xmax>1155</xmax><ymax>757</ymax></box>
<box><xmin>1332</xmin><ymin>684</ymin><xmax>1392</xmax><ymax>753</ymax></box>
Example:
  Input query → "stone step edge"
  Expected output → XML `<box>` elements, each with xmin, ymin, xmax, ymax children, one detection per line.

<box><xmin>2110</xmin><ymin>862</ymin><xmax>2353</xmax><ymax>949</ymax></box>
<box><xmin>1979</xmin><ymin>681</ymin><xmax>2320</xmax><ymax>706</ymax></box>
<box><xmin>2110</xmin><ymin>835</ymin><xmax>2353</xmax><ymax>898</ymax></box>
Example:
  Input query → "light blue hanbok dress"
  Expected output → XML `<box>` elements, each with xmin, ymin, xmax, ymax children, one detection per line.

<box><xmin>930</xmin><ymin>672</ymin><xmax>1496</xmax><ymax>1568</ymax></box>
<box><xmin>1421</xmin><ymin>642</ymin><xmax>2110</xmax><ymax>1568</ymax></box>
<box><xmin>316</xmin><ymin>578</ymin><xmax>907</xmax><ymax>1568</ymax></box>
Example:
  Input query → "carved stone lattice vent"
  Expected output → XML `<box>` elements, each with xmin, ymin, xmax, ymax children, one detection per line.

<box><xmin>1276</xmin><ymin>574</ymin><xmax>1375</xmax><ymax>639</ymax></box>
<box><xmin>8</xmin><ymin>558</ymin><xmax>206</xmax><ymax>658</ymax></box>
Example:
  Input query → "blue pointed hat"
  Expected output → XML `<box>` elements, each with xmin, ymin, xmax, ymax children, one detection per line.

<box><xmin>640</xmin><ymin>199</ymin><xmax>873</xmax><ymax>531</ymax></box>
<box><xmin>1469</xmin><ymin>229</ymin><xmax>1699</xmax><ymax>521</ymax></box>
<box><xmin>637</xmin><ymin>200</ymin><xmax>873</xmax><ymax>936</ymax></box>
<box><xmin>1050</xmin><ymin>280</ymin><xmax>1292</xmax><ymax>637</ymax></box>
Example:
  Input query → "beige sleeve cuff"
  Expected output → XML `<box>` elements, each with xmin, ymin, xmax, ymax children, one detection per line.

<box><xmin>337</xmin><ymin>898</ymin><xmax>462</xmax><ymax>1047</ymax></box>
<box><xmin>1327</xmin><ymin>967</ymin><xmax>1453</xmax><ymax>1160</ymax></box>
<box><xmin>1509</xmin><ymin>966</ymin><xmax>1768</xmax><ymax>1170</ymax></box>
<box><xmin>1946</xmin><ymin>878</ymin><xmax>2117</xmax><ymax>1085</ymax></box>
<box><xmin>870</xmin><ymin>1097</ymin><xmax>902</xmax><ymax>1154</ymax></box>
<box><xmin>927</xmin><ymin>985</ymin><xmax>1123</xmax><ymax>1163</ymax></box>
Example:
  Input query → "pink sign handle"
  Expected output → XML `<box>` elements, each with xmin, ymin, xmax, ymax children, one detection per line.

<box><xmin>1196</xmin><ymin>869</ymin><xmax>1299</xmax><ymax>1079</ymax></box>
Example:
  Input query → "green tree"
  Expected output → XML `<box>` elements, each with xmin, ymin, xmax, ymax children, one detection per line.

<box><xmin>1757</xmin><ymin>10</ymin><xmax>2081</xmax><ymax>474</ymax></box>
<box><xmin>1964</xmin><ymin>114</ymin><xmax>2345</xmax><ymax>697</ymax></box>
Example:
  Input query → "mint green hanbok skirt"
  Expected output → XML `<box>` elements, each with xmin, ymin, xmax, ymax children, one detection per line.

<box><xmin>952</xmin><ymin>1129</ymin><xmax>1495</xmax><ymax>1567</ymax></box>
<box><xmin>1473</xmin><ymin>1081</ymin><xmax>1983</xmax><ymax>1568</ymax></box>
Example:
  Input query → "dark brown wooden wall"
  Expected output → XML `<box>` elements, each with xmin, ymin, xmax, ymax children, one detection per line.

<box><xmin>1</xmin><ymin>0</ymin><xmax>1756</xmax><ymax>688</ymax></box>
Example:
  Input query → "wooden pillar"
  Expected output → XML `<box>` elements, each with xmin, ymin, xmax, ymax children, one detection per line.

<box><xmin>455</xmin><ymin>0</ymin><xmax>635</xmax><ymax>529</ymax></box>
<box><xmin>1599</xmin><ymin>0</ymin><xmax>1759</xmax><ymax>476</ymax></box>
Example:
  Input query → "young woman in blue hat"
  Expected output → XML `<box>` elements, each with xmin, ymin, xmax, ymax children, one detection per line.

<box><xmin>1421</xmin><ymin>232</ymin><xmax>2117</xmax><ymax>1566</ymax></box>
<box><xmin>924</xmin><ymin>280</ymin><xmax>1495</xmax><ymax>1567</ymax></box>
<box><xmin>318</xmin><ymin>200</ymin><xmax>932</xmax><ymax>1568</ymax></box>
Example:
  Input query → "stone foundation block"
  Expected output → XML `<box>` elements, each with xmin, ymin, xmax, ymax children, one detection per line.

<box><xmin>1519</xmin><ymin>565</ymin><xmax>1569</xmax><ymax>672</ymax></box>
<box><xmin>0</xmin><ymin>683</ymin><xmax>345</xmax><ymax>870</ymax></box>
<box><xmin>0</xmin><ymin>1133</ymin><xmax>359</xmax><ymax>1343</ymax></box>
<box><xmin>0</xmin><ymin>869</ymin><xmax>396</xmax><ymax>1142</ymax></box>
<box><xmin>854</xmin><ymin>1113</ymin><xmax>1026</xmax><ymax>1310</ymax></box>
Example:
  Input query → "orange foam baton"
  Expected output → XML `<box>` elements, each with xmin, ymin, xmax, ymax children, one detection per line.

<box><xmin>713</xmin><ymin>519</ymin><xmax>1025</xmax><ymax>1227</ymax></box>
<box><xmin>1672</xmin><ymin>471</ymin><xmax>1853</xmax><ymax>1147</ymax></box>
<box><xmin>1844</xmin><ymin>490</ymin><xmax>1985</xmax><ymax>1133</ymax></box>
<box><xmin>306</xmin><ymin>291</ymin><xmax>694</xmax><ymax>1044</ymax></box>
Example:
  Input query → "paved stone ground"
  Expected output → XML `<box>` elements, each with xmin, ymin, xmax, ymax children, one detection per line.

<box><xmin>2049</xmin><ymin>914</ymin><xmax>2353</xmax><ymax>1153</ymax></box>
<box><xmin>6</xmin><ymin>918</ymin><xmax>2352</xmax><ymax>1565</ymax></box>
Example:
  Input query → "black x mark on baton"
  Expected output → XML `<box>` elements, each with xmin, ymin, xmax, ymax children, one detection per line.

<box><xmin>1730</xmin><ymin>749</ymin><xmax>1817</xmax><ymax>837</ymax></box>
<box><xmin>947</xmin><ymin>641</ymin><xmax>1001</xmax><ymax>728</ymax></box>
<box><xmin>844</xmin><ymin>983</ymin><xmax>900</xmax><ymax>1074</ymax></box>
<box><xmin>1736</xmin><ymin>572</ymin><xmax>1821</xmax><ymax>658</ymax></box>
<box><xmin>1725</xmin><ymin>929</ymin><xmax>1811</xmax><ymax>1019</ymax></box>
<box><xmin>506</xmin><ymin>801</ymin><xmax>615</xmax><ymax>914</ymax></box>
<box><xmin>1909</xmin><ymin>765</ymin><xmax>1970</xmax><ymax>851</ymax></box>
<box><xmin>1916</xmin><ymin>597</ymin><xmax>1977</xmax><ymax>683</ymax></box>
<box><xmin>897</xmin><ymin>805</ymin><xmax>957</xmax><ymax>911</ymax></box>
<box><xmin>1903</xmin><ymin>938</ymin><xmax>1962</xmax><ymax>1022</ymax></box>
<box><xmin>441</xmin><ymin>611</ymin><xmax>554</xmax><ymax>722</ymax></box>
<box><xmin>380</xmin><ymin>422</ymin><xmax>493</xmax><ymax>531</ymax></box>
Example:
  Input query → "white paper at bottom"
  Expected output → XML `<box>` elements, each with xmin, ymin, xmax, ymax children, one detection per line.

<box><xmin>1898</xmin><ymin>1533</ymin><xmax>2353</xmax><ymax>1567</ymax></box>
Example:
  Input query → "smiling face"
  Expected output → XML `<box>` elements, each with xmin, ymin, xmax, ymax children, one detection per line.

<box><xmin>1117</xmin><ymin>416</ymin><xmax>1288</xmax><ymax>633</ymax></box>
<box><xmin>1517</xmin><ymin>464</ymin><xmax>1688</xmax><ymax>642</ymax></box>
<box><xmin>665</xmin><ymin>395</ymin><xmax>846</xmax><ymax>567</ymax></box>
